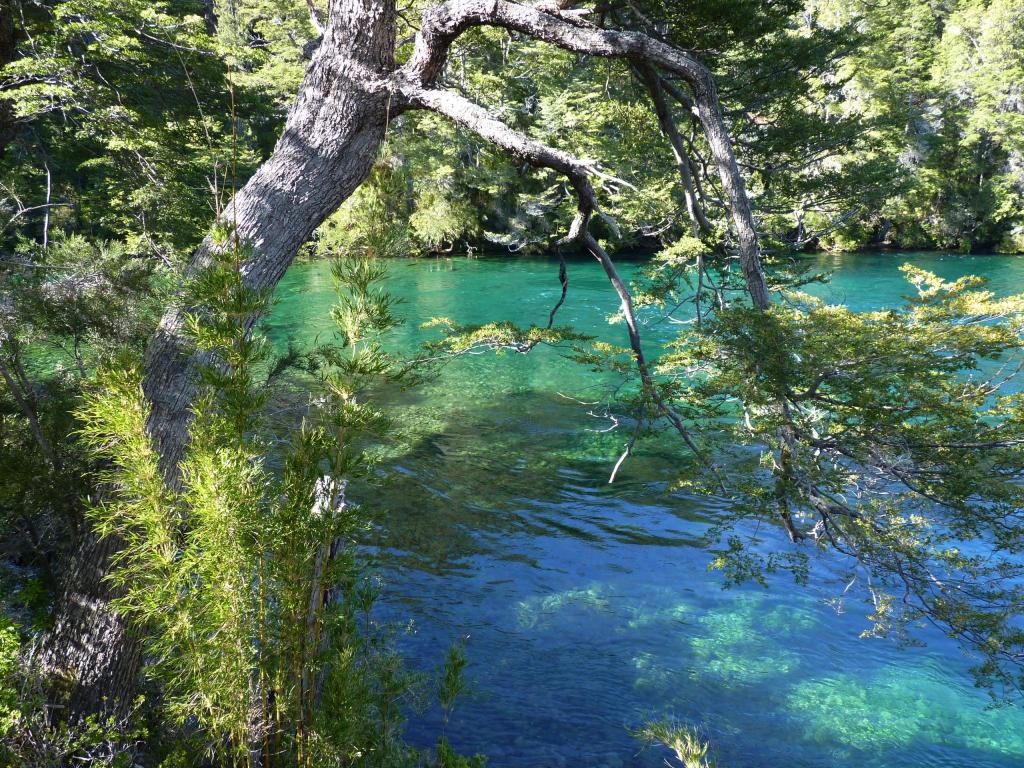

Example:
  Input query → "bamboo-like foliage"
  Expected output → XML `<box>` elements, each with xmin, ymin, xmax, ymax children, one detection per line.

<box><xmin>635</xmin><ymin>719</ymin><xmax>717</xmax><ymax>768</ymax></box>
<box><xmin>76</xmin><ymin>236</ymin><xmax>425</xmax><ymax>767</ymax></box>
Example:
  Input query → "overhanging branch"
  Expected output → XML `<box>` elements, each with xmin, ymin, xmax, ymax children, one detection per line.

<box><xmin>400</xmin><ymin>0</ymin><xmax>771</xmax><ymax>309</ymax></box>
<box><xmin>403</xmin><ymin>84</ymin><xmax>714</xmax><ymax>473</ymax></box>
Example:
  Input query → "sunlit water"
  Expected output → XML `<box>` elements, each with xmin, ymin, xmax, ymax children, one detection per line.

<box><xmin>264</xmin><ymin>252</ymin><xmax>1024</xmax><ymax>768</ymax></box>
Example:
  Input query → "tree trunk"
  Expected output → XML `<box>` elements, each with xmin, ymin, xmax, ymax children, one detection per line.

<box><xmin>39</xmin><ymin>0</ymin><xmax>772</xmax><ymax>720</ymax></box>
<box><xmin>0</xmin><ymin>1</ymin><xmax>19</xmax><ymax>158</ymax></box>
<box><xmin>34</xmin><ymin>533</ymin><xmax>142</xmax><ymax>716</ymax></box>
<box><xmin>144</xmin><ymin>0</ymin><xmax>397</xmax><ymax>477</ymax></box>
<box><xmin>38</xmin><ymin>0</ymin><xmax>397</xmax><ymax>717</ymax></box>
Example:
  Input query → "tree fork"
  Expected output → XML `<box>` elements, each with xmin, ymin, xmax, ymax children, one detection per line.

<box><xmin>403</xmin><ymin>0</ymin><xmax>772</xmax><ymax>308</ymax></box>
<box><xmin>39</xmin><ymin>0</ymin><xmax>771</xmax><ymax>718</ymax></box>
<box><xmin>37</xmin><ymin>0</ymin><xmax>399</xmax><ymax>716</ymax></box>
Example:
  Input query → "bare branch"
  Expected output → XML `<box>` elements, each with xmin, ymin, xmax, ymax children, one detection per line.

<box><xmin>306</xmin><ymin>0</ymin><xmax>326</xmax><ymax>35</ymax></box>
<box><xmin>403</xmin><ymin>84</ymin><xmax>716</xmax><ymax>477</ymax></box>
<box><xmin>633</xmin><ymin>63</ymin><xmax>712</xmax><ymax>237</ymax></box>
<box><xmin>401</xmin><ymin>0</ymin><xmax>770</xmax><ymax>309</ymax></box>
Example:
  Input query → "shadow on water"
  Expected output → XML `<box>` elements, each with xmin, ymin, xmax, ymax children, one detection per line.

<box><xmin>264</xmin><ymin>252</ymin><xmax>1024</xmax><ymax>768</ymax></box>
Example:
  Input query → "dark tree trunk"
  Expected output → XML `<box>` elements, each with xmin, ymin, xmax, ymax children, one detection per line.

<box><xmin>634</xmin><ymin>64</ymin><xmax>711</xmax><ymax>238</ymax></box>
<box><xmin>0</xmin><ymin>1</ymin><xmax>19</xmax><ymax>158</ymax></box>
<box><xmin>38</xmin><ymin>0</ymin><xmax>398</xmax><ymax>717</ymax></box>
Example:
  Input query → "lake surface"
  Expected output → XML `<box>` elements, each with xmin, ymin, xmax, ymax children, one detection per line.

<box><xmin>264</xmin><ymin>252</ymin><xmax>1024</xmax><ymax>768</ymax></box>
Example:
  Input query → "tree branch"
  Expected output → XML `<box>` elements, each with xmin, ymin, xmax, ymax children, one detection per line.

<box><xmin>306</xmin><ymin>0</ymin><xmax>326</xmax><ymax>35</ymax></box>
<box><xmin>402</xmin><ymin>84</ymin><xmax>714</xmax><ymax>474</ymax></box>
<box><xmin>401</xmin><ymin>0</ymin><xmax>771</xmax><ymax>309</ymax></box>
<box><xmin>633</xmin><ymin>63</ymin><xmax>712</xmax><ymax>237</ymax></box>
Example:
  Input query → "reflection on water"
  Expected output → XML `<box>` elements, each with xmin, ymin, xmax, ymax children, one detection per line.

<box><xmin>265</xmin><ymin>252</ymin><xmax>1024</xmax><ymax>768</ymax></box>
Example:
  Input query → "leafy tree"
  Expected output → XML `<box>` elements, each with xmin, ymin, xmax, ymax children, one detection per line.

<box><xmin>73</xmin><ymin>239</ymin><xmax>474</xmax><ymax>765</ymax></box>
<box><xmin>0</xmin><ymin>235</ymin><xmax>160</xmax><ymax>624</ymax></box>
<box><xmin>618</xmin><ymin>255</ymin><xmax>1024</xmax><ymax>698</ymax></box>
<box><xmin>0</xmin><ymin>0</ymin><xmax>255</xmax><ymax>254</ymax></box>
<box><xmin>2</xmin><ymin>0</ymin><xmax>1023</xmax><ymax>750</ymax></box>
<box><xmin>811</xmin><ymin>0</ymin><xmax>1024</xmax><ymax>250</ymax></box>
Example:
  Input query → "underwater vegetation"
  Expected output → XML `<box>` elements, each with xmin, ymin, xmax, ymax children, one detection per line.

<box><xmin>515</xmin><ymin>583</ymin><xmax>616</xmax><ymax>630</ymax></box>
<box><xmin>788</xmin><ymin>663</ymin><xmax>1024</xmax><ymax>758</ymax></box>
<box><xmin>508</xmin><ymin>582</ymin><xmax>1024</xmax><ymax>764</ymax></box>
<box><xmin>688</xmin><ymin>594</ymin><xmax>818</xmax><ymax>685</ymax></box>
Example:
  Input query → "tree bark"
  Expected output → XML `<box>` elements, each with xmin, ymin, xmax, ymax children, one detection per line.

<box><xmin>38</xmin><ymin>0</ymin><xmax>397</xmax><ymax>716</ymax></box>
<box><xmin>34</xmin><ymin>533</ymin><xmax>142</xmax><ymax>716</ymax></box>
<box><xmin>39</xmin><ymin>0</ymin><xmax>772</xmax><ymax>719</ymax></box>
<box><xmin>144</xmin><ymin>0</ymin><xmax>397</xmax><ymax>478</ymax></box>
<box><xmin>634</xmin><ymin>64</ymin><xmax>712</xmax><ymax>237</ymax></box>
<box><xmin>402</xmin><ymin>0</ymin><xmax>770</xmax><ymax>308</ymax></box>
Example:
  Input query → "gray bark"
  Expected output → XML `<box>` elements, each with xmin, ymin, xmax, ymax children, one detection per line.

<box><xmin>403</xmin><ymin>0</ymin><xmax>771</xmax><ymax>309</ymax></box>
<box><xmin>34</xmin><ymin>532</ymin><xmax>142</xmax><ymax>716</ymax></box>
<box><xmin>634</xmin><ymin>64</ymin><xmax>712</xmax><ymax>237</ymax></box>
<box><xmin>144</xmin><ymin>0</ymin><xmax>397</xmax><ymax>478</ymax></box>
<box><xmin>39</xmin><ymin>0</ymin><xmax>771</xmax><ymax>718</ymax></box>
<box><xmin>38</xmin><ymin>0</ymin><xmax>397</xmax><ymax>716</ymax></box>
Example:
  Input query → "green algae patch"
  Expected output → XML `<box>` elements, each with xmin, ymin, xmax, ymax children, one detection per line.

<box><xmin>631</xmin><ymin>651</ymin><xmax>682</xmax><ymax>694</ymax></box>
<box><xmin>787</xmin><ymin>663</ymin><xmax>1024</xmax><ymax>758</ymax></box>
<box><xmin>689</xmin><ymin>635</ymin><xmax>800</xmax><ymax>683</ymax></box>
<box><xmin>759</xmin><ymin>603</ymin><xmax>818</xmax><ymax>635</ymax></box>
<box><xmin>515</xmin><ymin>582</ymin><xmax>614</xmax><ymax>629</ymax></box>
<box><xmin>699</xmin><ymin>593</ymin><xmax>820</xmax><ymax>640</ymax></box>
<box><xmin>627</xmin><ymin>593</ymin><xmax>817</xmax><ymax>691</ymax></box>
<box><xmin>624</xmin><ymin>599</ymin><xmax>695</xmax><ymax>630</ymax></box>
<box><xmin>684</xmin><ymin>593</ymin><xmax>819</xmax><ymax>684</ymax></box>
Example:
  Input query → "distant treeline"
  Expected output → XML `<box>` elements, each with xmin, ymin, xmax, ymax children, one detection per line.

<box><xmin>1</xmin><ymin>0</ymin><xmax>1022</xmax><ymax>261</ymax></box>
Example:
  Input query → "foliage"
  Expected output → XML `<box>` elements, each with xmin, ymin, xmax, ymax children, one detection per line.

<box><xmin>435</xmin><ymin>737</ymin><xmax>486</xmax><ymax>768</ymax></box>
<box><xmin>421</xmin><ymin>317</ymin><xmax>591</xmax><ymax>360</ymax></box>
<box><xmin>317</xmin><ymin>159</ymin><xmax>415</xmax><ymax>260</ymax></box>
<box><xmin>438</xmin><ymin>639</ymin><xmax>468</xmax><ymax>725</ymax></box>
<box><xmin>0</xmin><ymin>0</ymin><xmax>257</xmax><ymax>256</ymax></box>
<box><xmin>73</xmin><ymin>241</ymin><xmax>477</xmax><ymax>765</ymax></box>
<box><xmin>808</xmin><ymin>0</ymin><xmax>1024</xmax><ymax>251</ymax></box>
<box><xmin>0</xmin><ymin>618</ymin><xmax>19</xmax><ymax>735</ymax></box>
<box><xmin>0</xmin><ymin>234</ymin><xmax>160</xmax><ymax>622</ymax></box>
<box><xmin>4</xmin><ymin>236</ymin><xmax>159</xmax><ymax>367</ymax></box>
<box><xmin>3</xmin><ymin>0</ymin><xmax>1022</xmax><ymax>264</ymax></box>
<box><xmin>315</xmin><ymin>148</ymin><xmax>480</xmax><ymax>258</ymax></box>
<box><xmin>646</xmin><ymin>264</ymin><xmax>1024</xmax><ymax>697</ymax></box>
<box><xmin>635</xmin><ymin>719</ymin><xmax>717</xmax><ymax>768</ymax></box>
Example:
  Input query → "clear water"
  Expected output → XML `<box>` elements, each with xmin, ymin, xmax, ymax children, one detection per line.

<box><xmin>264</xmin><ymin>252</ymin><xmax>1024</xmax><ymax>768</ymax></box>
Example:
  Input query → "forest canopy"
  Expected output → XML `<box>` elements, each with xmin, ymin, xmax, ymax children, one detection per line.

<box><xmin>1</xmin><ymin>0</ymin><xmax>1022</xmax><ymax>258</ymax></box>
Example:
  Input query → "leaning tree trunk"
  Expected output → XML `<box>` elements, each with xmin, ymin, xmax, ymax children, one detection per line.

<box><xmin>37</xmin><ymin>0</ymin><xmax>397</xmax><ymax>717</ymax></box>
<box><xmin>144</xmin><ymin>0</ymin><xmax>397</xmax><ymax>477</ymax></box>
<box><xmin>39</xmin><ymin>0</ymin><xmax>773</xmax><ymax>719</ymax></box>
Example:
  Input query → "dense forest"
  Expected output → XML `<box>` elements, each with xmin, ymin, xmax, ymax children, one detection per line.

<box><xmin>1</xmin><ymin>0</ymin><xmax>1023</xmax><ymax>258</ymax></box>
<box><xmin>1</xmin><ymin>1</ymin><xmax>1024</xmax><ymax>766</ymax></box>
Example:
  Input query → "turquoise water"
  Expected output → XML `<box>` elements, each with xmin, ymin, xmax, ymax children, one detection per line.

<box><xmin>264</xmin><ymin>252</ymin><xmax>1024</xmax><ymax>768</ymax></box>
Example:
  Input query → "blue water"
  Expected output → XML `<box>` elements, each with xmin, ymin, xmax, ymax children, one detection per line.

<box><xmin>264</xmin><ymin>252</ymin><xmax>1024</xmax><ymax>768</ymax></box>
